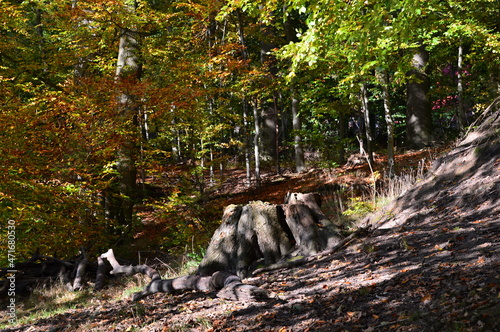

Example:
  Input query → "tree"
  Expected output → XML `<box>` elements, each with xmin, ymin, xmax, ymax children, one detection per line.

<box><xmin>197</xmin><ymin>193</ymin><xmax>343</xmax><ymax>278</ymax></box>
<box><xmin>279</xmin><ymin>0</ymin><xmax>499</xmax><ymax>159</ymax></box>
<box><xmin>406</xmin><ymin>45</ymin><xmax>433</xmax><ymax>148</ymax></box>
<box><xmin>1</xmin><ymin>0</ymin><xmax>499</xmax><ymax>267</ymax></box>
<box><xmin>291</xmin><ymin>83</ymin><xmax>305</xmax><ymax>172</ymax></box>
<box><xmin>110</xmin><ymin>3</ymin><xmax>142</xmax><ymax>227</ymax></box>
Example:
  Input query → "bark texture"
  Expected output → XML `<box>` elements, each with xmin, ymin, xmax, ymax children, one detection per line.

<box><xmin>98</xmin><ymin>249</ymin><xmax>274</xmax><ymax>302</ymax></box>
<box><xmin>197</xmin><ymin>193</ymin><xmax>343</xmax><ymax>278</ymax></box>
<box><xmin>406</xmin><ymin>45</ymin><xmax>433</xmax><ymax>148</ymax></box>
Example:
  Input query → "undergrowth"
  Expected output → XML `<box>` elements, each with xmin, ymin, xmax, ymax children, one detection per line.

<box><xmin>321</xmin><ymin>163</ymin><xmax>426</xmax><ymax>231</ymax></box>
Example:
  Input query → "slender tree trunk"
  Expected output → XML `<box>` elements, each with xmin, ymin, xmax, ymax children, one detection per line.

<box><xmin>273</xmin><ymin>95</ymin><xmax>281</xmax><ymax>174</ymax></box>
<box><xmin>171</xmin><ymin>111</ymin><xmax>181</xmax><ymax>162</ymax></box>
<box><xmin>253</xmin><ymin>99</ymin><xmax>261</xmax><ymax>187</ymax></box>
<box><xmin>284</xmin><ymin>7</ymin><xmax>304</xmax><ymax>172</ymax></box>
<box><xmin>236</xmin><ymin>9</ymin><xmax>252</xmax><ymax>187</ymax></box>
<box><xmin>209</xmin><ymin>145</ymin><xmax>215</xmax><ymax>187</ymax></box>
<box><xmin>291</xmin><ymin>85</ymin><xmax>305</xmax><ymax>172</ymax></box>
<box><xmin>338</xmin><ymin>111</ymin><xmax>347</xmax><ymax>164</ymax></box>
<box><xmin>243</xmin><ymin>99</ymin><xmax>252</xmax><ymax>186</ymax></box>
<box><xmin>113</xmin><ymin>25</ymin><xmax>141</xmax><ymax>226</ymax></box>
<box><xmin>259</xmin><ymin>7</ymin><xmax>279</xmax><ymax>168</ymax></box>
<box><xmin>379</xmin><ymin>70</ymin><xmax>396</xmax><ymax>177</ymax></box>
<box><xmin>406</xmin><ymin>45</ymin><xmax>433</xmax><ymax>148</ymax></box>
<box><xmin>361</xmin><ymin>84</ymin><xmax>374</xmax><ymax>164</ymax></box>
<box><xmin>457</xmin><ymin>43</ymin><xmax>466</xmax><ymax>133</ymax></box>
<box><xmin>33</xmin><ymin>6</ymin><xmax>47</xmax><ymax>73</ymax></box>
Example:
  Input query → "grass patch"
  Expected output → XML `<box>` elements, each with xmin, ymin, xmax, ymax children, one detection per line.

<box><xmin>0</xmin><ymin>279</ymin><xmax>94</xmax><ymax>329</ymax></box>
<box><xmin>320</xmin><ymin>164</ymin><xmax>424</xmax><ymax>232</ymax></box>
<box><xmin>0</xmin><ymin>244</ymin><xmax>210</xmax><ymax>331</ymax></box>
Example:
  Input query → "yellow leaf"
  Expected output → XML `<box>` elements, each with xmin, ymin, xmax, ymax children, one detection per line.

<box><xmin>421</xmin><ymin>294</ymin><xmax>432</xmax><ymax>303</ymax></box>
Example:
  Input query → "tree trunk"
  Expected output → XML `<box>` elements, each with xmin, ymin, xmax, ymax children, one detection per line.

<box><xmin>259</xmin><ymin>7</ymin><xmax>280</xmax><ymax>168</ymax></box>
<box><xmin>284</xmin><ymin>192</ymin><xmax>343</xmax><ymax>249</ymax></box>
<box><xmin>236</xmin><ymin>9</ymin><xmax>252</xmax><ymax>187</ymax></box>
<box><xmin>94</xmin><ymin>256</ymin><xmax>108</xmax><ymax>291</ymax></box>
<box><xmin>457</xmin><ymin>43</ymin><xmax>466</xmax><ymax>133</ymax></box>
<box><xmin>72</xmin><ymin>250</ymin><xmax>88</xmax><ymax>291</ymax></box>
<box><xmin>111</xmin><ymin>25</ymin><xmax>141</xmax><ymax>226</ymax></box>
<box><xmin>338</xmin><ymin>111</ymin><xmax>347</xmax><ymax>164</ymax></box>
<box><xmin>406</xmin><ymin>45</ymin><xmax>433</xmax><ymax>149</ymax></box>
<box><xmin>361</xmin><ymin>84</ymin><xmax>374</xmax><ymax>164</ymax></box>
<box><xmin>379</xmin><ymin>69</ymin><xmax>396</xmax><ymax>177</ymax></box>
<box><xmin>284</xmin><ymin>11</ymin><xmax>305</xmax><ymax>172</ymax></box>
<box><xmin>281</xmin><ymin>204</ymin><xmax>321</xmax><ymax>255</ymax></box>
<box><xmin>253</xmin><ymin>99</ymin><xmax>262</xmax><ymax>186</ymax></box>
<box><xmin>291</xmin><ymin>85</ymin><xmax>305</xmax><ymax>172</ymax></box>
<box><xmin>243</xmin><ymin>99</ymin><xmax>252</xmax><ymax>187</ymax></box>
<box><xmin>197</xmin><ymin>193</ymin><xmax>343</xmax><ymax>278</ymax></box>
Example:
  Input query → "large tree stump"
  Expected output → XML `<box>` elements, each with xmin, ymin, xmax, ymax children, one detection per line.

<box><xmin>197</xmin><ymin>193</ymin><xmax>343</xmax><ymax>278</ymax></box>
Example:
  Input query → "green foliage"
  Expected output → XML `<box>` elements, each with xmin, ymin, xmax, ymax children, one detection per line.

<box><xmin>181</xmin><ymin>246</ymin><xmax>207</xmax><ymax>273</ymax></box>
<box><xmin>343</xmin><ymin>197</ymin><xmax>376</xmax><ymax>217</ymax></box>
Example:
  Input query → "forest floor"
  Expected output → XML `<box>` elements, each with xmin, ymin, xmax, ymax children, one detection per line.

<box><xmin>3</xmin><ymin>112</ymin><xmax>500</xmax><ymax>331</ymax></box>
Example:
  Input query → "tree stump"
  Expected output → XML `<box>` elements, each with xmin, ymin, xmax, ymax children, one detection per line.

<box><xmin>284</xmin><ymin>192</ymin><xmax>343</xmax><ymax>249</ymax></box>
<box><xmin>197</xmin><ymin>193</ymin><xmax>343</xmax><ymax>278</ymax></box>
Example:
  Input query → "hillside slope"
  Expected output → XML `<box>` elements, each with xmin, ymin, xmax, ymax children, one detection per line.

<box><xmin>366</xmin><ymin>97</ymin><xmax>500</xmax><ymax>231</ymax></box>
<box><xmin>4</xmin><ymin>101</ymin><xmax>500</xmax><ymax>331</ymax></box>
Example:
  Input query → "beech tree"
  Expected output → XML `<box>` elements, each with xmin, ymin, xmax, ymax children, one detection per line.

<box><xmin>406</xmin><ymin>45</ymin><xmax>433</xmax><ymax>148</ymax></box>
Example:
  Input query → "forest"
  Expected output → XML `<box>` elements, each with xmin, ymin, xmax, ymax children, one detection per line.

<box><xmin>1</xmin><ymin>0</ymin><xmax>499</xmax><ymax>266</ymax></box>
<box><xmin>1</xmin><ymin>1</ymin><xmax>500</xmax><ymax>329</ymax></box>
<box><xmin>0</xmin><ymin>0</ymin><xmax>500</xmax><ymax>331</ymax></box>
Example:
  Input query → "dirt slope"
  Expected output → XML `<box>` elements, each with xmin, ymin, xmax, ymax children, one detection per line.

<box><xmin>5</xmin><ymin>101</ymin><xmax>500</xmax><ymax>331</ymax></box>
<box><xmin>366</xmin><ymin>98</ymin><xmax>500</xmax><ymax>231</ymax></box>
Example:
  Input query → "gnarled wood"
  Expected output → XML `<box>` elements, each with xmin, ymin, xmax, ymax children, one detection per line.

<box><xmin>196</xmin><ymin>205</ymin><xmax>242</xmax><ymax>276</ymax></box>
<box><xmin>132</xmin><ymin>270</ymin><xmax>274</xmax><ymax>302</ymax></box>
<box><xmin>72</xmin><ymin>250</ymin><xmax>88</xmax><ymax>291</ymax></box>
<box><xmin>94</xmin><ymin>256</ymin><xmax>108</xmax><ymax>291</ymax></box>
<box><xmin>198</xmin><ymin>193</ymin><xmax>344</xmax><ymax>278</ymax></box>
<box><xmin>281</xmin><ymin>203</ymin><xmax>321</xmax><ymax>255</ymax></box>
<box><xmin>98</xmin><ymin>249</ymin><xmax>274</xmax><ymax>302</ymax></box>
<box><xmin>252</xmin><ymin>226</ymin><xmax>371</xmax><ymax>276</ymax></box>
<box><xmin>100</xmin><ymin>249</ymin><xmax>161</xmax><ymax>281</ymax></box>
<box><xmin>284</xmin><ymin>192</ymin><xmax>343</xmax><ymax>249</ymax></box>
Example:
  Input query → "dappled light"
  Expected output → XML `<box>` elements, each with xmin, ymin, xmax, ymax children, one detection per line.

<box><xmin>1</xmin><ymin>0</ymin><xmax>499</xmax><ymax>330</ymax></box>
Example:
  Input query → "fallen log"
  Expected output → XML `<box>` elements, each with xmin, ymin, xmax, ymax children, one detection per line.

<box><xmin>98</xmin><ymin>249</ymin><xmax>275</xmax><ymax>302</ymax></box>
<box><xmin>100</xmin><ymin>249</ymin><xmax>161</xmax><ymax>281</ymax></box>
